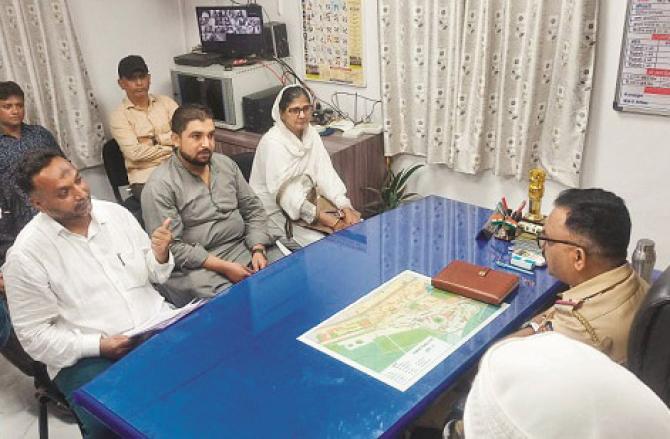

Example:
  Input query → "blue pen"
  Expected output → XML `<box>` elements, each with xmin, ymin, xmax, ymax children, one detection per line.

<box><xmin>495</xmin><ymin>260</ymin><xmax>534</xmax><ymax>276</ymax></box>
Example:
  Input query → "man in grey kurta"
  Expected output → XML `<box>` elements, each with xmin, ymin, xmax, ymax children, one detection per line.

<box><xmin>141</xmin><ymin>104</ymin><xmax>278</xmax><ymax>306</ymax></box>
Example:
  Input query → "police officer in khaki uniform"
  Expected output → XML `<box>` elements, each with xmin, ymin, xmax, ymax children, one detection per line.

<box><xmin>513</xmin><ymin>188</ymin><xmax>648</xmax><ymax>364</ymax></box>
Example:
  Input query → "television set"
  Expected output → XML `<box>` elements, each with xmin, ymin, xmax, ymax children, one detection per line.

<box><xmin>196</xmin><ymin>5</ymin><xmax>264</xmax><ymax>58</ymax></box>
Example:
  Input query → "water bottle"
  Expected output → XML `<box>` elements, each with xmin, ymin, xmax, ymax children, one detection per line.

<box><xmin>632</xmin><ymin>239</ymin><xmax>656</xmax><ymax>284</ymax></box>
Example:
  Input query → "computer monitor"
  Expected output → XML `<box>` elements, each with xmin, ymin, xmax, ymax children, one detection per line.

<box><xmin>171</xmin><ymin>61</ymin><xmax>284</xmax><ymax>130</ymax></box>
<box><xmin>196</xmin><ymin>5</ymin><xmax>263</xmax><ymax>58</ymax></box>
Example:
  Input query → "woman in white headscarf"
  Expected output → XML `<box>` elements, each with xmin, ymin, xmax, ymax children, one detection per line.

<box><xmin>249</xmin><ymin>84</ymin><xmax>360</xmax><ymax>246</ymax></box>
<box><xmin>454</xmin><ymin>332</ymin><xmax>670</xmax><ymax>439</ymax></box>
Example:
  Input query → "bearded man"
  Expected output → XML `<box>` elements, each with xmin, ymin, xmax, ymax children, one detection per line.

<box><xmin>141</xmin><ymin>104</ymin><xmax>279</xmax><ymax>306</ymax></box>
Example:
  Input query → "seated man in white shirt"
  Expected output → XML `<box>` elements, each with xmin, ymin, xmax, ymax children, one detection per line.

<box><xmin>3</xmin><ymin>151</ymin><xmax>174</xmax><ymax>438</ymax></box>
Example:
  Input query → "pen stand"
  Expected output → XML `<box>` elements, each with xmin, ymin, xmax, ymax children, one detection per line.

<box><xmin>490</xmin><ymin>212</ymin><xmax>519</xmax><ymax>241</ymax></box>
<box><xmin>476</xmin><ymin>212</ymin><xmax>520</xmax><ymax>241</ymax></box>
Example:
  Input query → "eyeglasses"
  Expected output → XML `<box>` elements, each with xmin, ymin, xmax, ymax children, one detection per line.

<box><xmin>536</xmin><ymin>233</ymin><xmax>586</xmax><ymax>252</ymax></box>
<box><xmin>286</xmin><ymin>104</ymin><xmax>313</xmax><ymax>116</ymax></box>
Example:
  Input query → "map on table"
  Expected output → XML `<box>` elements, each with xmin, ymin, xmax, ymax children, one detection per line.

<box><xmin>298</xmin><ymin>270</ymin><xmax>509</xmax><ymax>391</ymax></box>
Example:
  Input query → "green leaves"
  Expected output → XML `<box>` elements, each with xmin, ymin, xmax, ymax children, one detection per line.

<box><xmin>363</xmin><ymin>164</ymin><xmax>424</xmax><ymax>215</ymax></box>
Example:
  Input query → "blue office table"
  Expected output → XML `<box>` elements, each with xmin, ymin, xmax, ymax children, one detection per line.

<box><xmin>74</xmin><ymin>196</ymin><xmax>561</xmax><ymax>438</ymax></box>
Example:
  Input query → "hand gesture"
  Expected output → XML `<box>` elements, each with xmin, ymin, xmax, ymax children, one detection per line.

<box><xmin>342</xmin><ymin>207</ymin><xmax>361</xmax><ymax>226</ymax></box>
<box><xmin>151</xmin><ymin>218</ymin><xmax>172</xmax><ymax>263</ymax></box>
<box><xmin>100</xmin><ymin>335</ymin><xmax>136</xmax><ymax>359</ymax></box>
<box><xmin>224</xmin><ymin>262</ymin><xmax>253</xmax><ymax>283</ymax></box>
<box><xmin>332</xmin><ymin>217</ymin><xmax>348</xmax><ymax>231</ymax></box>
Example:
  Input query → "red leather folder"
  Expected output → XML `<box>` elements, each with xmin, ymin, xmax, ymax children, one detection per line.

<box><xmin>431</xmin><ymin>260</ymin><xmax>519</xmax><ymax>305</ymax></box>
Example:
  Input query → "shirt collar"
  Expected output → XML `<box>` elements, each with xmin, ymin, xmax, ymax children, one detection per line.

<box><xmin>0</xmin><ymin>123</ymin><xmax>28</xmax><ymax>139</ymax></box>
<box><xmin>37</xmin><ymin>199</ymin><xmax>107</xmax><ymax>238</ymax></box>
<box><xmin>122</xmin><ymin>94</ymin><xmax>157</xmax><ymax>110</ymax></box>
<box><xmin>562</xmin><ymin>263</ymin><xmax>633</xmax><ymax>302</ymax></box>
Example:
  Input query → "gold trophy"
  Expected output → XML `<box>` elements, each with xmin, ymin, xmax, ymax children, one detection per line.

<box><xmin>526</xmin><ymin>168</ymin><xmax>546</xmax><ymax>223</ymax></box>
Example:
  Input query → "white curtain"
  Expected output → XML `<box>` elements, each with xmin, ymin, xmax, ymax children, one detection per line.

<box><xmin>379</xmin><ymin>0</ymin><xmax>599</xmax><ymax>187</ymax></box>
<box><xmin>0</xmin><ymin>0</ymin><xmax>104</xmax><ymax>168</ymax></box>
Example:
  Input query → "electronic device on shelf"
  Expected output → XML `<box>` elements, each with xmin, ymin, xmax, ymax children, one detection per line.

<box><xmin>243</xmin><ymin>85</ymin><xmax>283</xmax><ymax>134</ymax></box>
<box><xmin>262</xmin><ymin>22</ymin><xmax>289</xmax><ymax>58</ymax></box>
<box><xmin>174</xmin><ymin>52</ymin><xmax>225</xmax><ymax>67</ymax></box>
<box><xmin>196</xmin><ymin>4</ymin><xmax>264</xmax><ymax>58</ymax></box>
<box><xmin>171</xmin><ymin>61</ymin><xmax>289</xmax><ymax>131</ymax></box>
<box><xmin>312</xmin><ymin>107</ymin><xmax>336</xmax><ymax>126</ymax></box>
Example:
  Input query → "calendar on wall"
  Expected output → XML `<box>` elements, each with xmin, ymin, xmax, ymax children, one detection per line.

<box><xmin>615</xmin><ymin>0</ymin><xmax>670</xmax><ymax>115</ymax></box>
<box><xmin>302</xmin><ymin>0</ymin><xmax>365</xmax><ymax>87</ymax></box>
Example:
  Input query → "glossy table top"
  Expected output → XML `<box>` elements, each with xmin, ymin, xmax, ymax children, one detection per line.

<box><xmin>74</xmin><ymin>196</ymin><xmax>561</xmax><ymax>438</ymax></box>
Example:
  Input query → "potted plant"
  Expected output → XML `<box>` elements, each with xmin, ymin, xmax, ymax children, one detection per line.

<box><xmin>363</xmin><ymin>164</ymin><xmax>424</xmax><ymax>216</ymax></box>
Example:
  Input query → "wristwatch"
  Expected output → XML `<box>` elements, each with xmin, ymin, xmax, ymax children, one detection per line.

<box><xmin>251</xmin><ymin>246</ymin><xmax>266</xmax><ymax>257</ymax></box>
<box><xmin>522</xmin><ymin>321</ymin><xmax>541</xmax><ymax>334</ymax></box>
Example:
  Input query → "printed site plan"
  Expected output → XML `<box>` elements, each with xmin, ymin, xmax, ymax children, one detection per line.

<box><xmin>298</xmin><ymin>270</ymin><xmax>508</xmax><ymax>391</ymax></box>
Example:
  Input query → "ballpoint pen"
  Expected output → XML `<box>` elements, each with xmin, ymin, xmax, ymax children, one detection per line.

<box><xmin>324</xmin><ymin>209</ymin><xmax>344</xmax><ymax>218</ymax></box>
<box><xmin>495</xmin><ymin>260</ymin><xmax>534</xmax><ymax>276</ymax></box>
<box><xmin>513</xmin><ymin>200</ymin><xmax>526</xmax><ymax>221</ymax></box>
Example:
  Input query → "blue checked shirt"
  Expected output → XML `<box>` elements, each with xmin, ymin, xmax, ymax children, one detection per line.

<box><xmin>0</xmin><ymin>123</ymin><xmax>61</xmax><ymax>264</ymax></box>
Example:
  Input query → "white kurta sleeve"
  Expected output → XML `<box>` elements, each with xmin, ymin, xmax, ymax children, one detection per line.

<box><xmin>256</xmin><ymin>136</ymin><xmax>311</xmax><ymax>220</ymax></box>
<box><xmin>312</xmin><ymin>139</ymin><xmax>352</xmax><ymax>210</ymax></box>
<box><xmin>4</xmin><ymin>253</ymin><xmax>101</xmax><ymax>369</ymax></box>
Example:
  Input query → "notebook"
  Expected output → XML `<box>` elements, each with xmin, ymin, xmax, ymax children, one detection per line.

<box><xmin>431</xmin><ymin>260</ymin><xmax>519</xmax><ymax>305</ymax></box>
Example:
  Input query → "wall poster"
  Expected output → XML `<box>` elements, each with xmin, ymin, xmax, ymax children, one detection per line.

<box><xmin>615</xmin><ymin>0</ymin><xmax>670</xmax><ymax>115</ymax></box>
<box><xmin>302</xmin><ymin>0</ymin><xmax>365</xmax><ymax>87</ymax></box>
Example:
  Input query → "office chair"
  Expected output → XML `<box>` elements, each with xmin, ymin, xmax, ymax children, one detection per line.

<box><xmin>102</xmin><ymin>139</ymin><xmax>130</xmax><ymax>204</ymax></box>
<box><xmin>102</xmin><ymin>139</ymin><xmax>143</xmax><ymax>225</ymax></box>
<box><xmin>229</xmin><ymin>151</ymin><xmax>255</xmax><ymax>182</ymax></box>
<box><xmin>35</xmin><ymin>364</ymin><xmax>77</xmax><ymax>438</ymax></box>
<box><xmin>627</xmin><ymin>265</ymin><xmax>670</xmax><ymax>406</ymax></box>
<box><xmin>1</xmin><ymin>316</ymin><xmax>75</xmax><ymax>438</ymax></box>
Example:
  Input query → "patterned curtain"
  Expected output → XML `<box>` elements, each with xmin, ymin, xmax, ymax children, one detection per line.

<box><xmin>0</xmin><ymin>0</ymin><xmax>104</xmax><ymax>168</ymax></box>
<box><xmin>379</xmin><ymin>0</ymin><xmax>599</xmax><ymax>187</ymax></box>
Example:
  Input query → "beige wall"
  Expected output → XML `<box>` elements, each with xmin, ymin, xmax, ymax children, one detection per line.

<box><xmin>69</xmin><ymin>0</ymin><xmax>186</xmax><ymax>130</ymax></box>
<box><xmin>71</xmin><ymin>0</ymin><xmax>670</xmax><ymax>267</ymax></box>
<box><xmin>395</xmin><ymin>0</ymin><xmax>670</xmax><ymax>268</ymax></box>
<box><xmin>179</xmin><ymin>0</ymin><xmax>383</xmax><ymax>123</ymax></box>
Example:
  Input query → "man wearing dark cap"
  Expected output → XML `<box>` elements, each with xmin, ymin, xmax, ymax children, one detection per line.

<box><xmin>109</xmin><ymin>55</ymin><xmax>179</xmax><ymax>199</ymax></box>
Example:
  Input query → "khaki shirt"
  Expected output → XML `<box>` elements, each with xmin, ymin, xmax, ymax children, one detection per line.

<box><xmin>109</xmin><ymin>94</ymin><xmax>178</xmax><ymax>184</ymax></box>
<box><xmin>537</xmin><ymin>264</ymin><xmax>648</xmax><ymax>364</ymax></box>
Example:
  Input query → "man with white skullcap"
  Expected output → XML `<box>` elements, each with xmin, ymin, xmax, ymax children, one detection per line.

<box><xmin>456</xmin><ymin>333</ymin><xmax>670</xmax><ymax>438</ymax></box>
